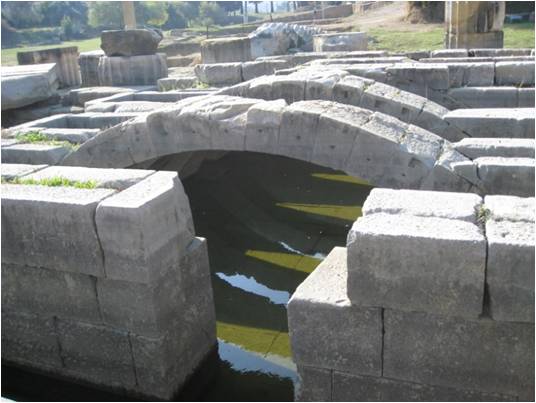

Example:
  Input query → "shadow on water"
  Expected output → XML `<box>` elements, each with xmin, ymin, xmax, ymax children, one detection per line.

<box><xmin>1</xmin><ymin>151</ymin><xmax>373</xmax><ymax>402</ymax></box>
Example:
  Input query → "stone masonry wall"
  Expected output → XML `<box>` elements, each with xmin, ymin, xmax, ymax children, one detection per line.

<box><xmin>1</xmin><ymin>164</ymin><xmax>216</xmax><ymax>400</ymax></box>
<box><xmin>288</xmin><ymin>188</ymin><xmax>534</xmax><ymax>401</ymax></box>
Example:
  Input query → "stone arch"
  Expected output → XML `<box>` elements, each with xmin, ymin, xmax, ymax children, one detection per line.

<box><xmin>62</xmin><ymin>95</ymin><xmax>477</xmax><ymax>193</ymax></box>
<box><xmin>216</xmin><ymin>69</ymin><xmax>467</xmax><ymax>142</ymax></box>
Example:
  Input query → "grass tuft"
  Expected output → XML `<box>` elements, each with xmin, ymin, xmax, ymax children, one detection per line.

<box><xmin>15</xmin><ymin>131</ymin><xmax>79</xmax><ymax>151</ymax></box>
<box><xmin>3</xmin><ymin>176</ymin><xmax>98</xmax><ymax>189</ymax></box>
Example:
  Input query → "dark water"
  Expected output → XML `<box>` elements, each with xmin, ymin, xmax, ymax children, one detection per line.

<box><xmin>2</xmin><ymin>152</ymin><xmax>372</xmax><ymax>401</ymax></box>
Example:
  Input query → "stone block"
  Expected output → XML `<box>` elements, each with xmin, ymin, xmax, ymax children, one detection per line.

<box><xmin>313</xmin><ymin>32</ymin><xmax>368</xmax><ymax>52</ymax></box>
<box><xmin>1</xmin><ymin>143</ymin><xmax>71</xmax><ymax>165</ymax></box>
<box><xmin>304</xmin><ymin>70</ymin><xmax>348</xmax><ymax>101</ymax></box>
<box><xmin>1</xmin><ymin>184</ymin><xmax>115</xmax><ymax>276</ymax></box>
<box><xmin>95</xmin><ymin>171</ymin><xmax>194</xmax><ymax>283</ymax></box>
<box><xmin>332</xmin><ymin>371</ymin><xmax>517</xmax><ymax>402</ymax></box>
<box><xmin>332</xmin><ymin>75</ymin><xmax>372</xmax><ymax>106</ymax></box>
<box><xmin>18</xmin><ymin>46</ymin><xmax>81</xmax><ymax>88</ymax></box>
<box><xmin>200</xmin><ymin>37</ymin><xmax>251</xmax><ymax>64</ymax></box>
<box><xmin>476</xmin><ymin>157</ymin><xmax>535</xmax><ymax>197</ymax></box>
<box><xmin>288</xmin><ymin>247</ymin><xmax>382</xmax><ymax>376</ymax></box>
<box><xmin>430</xmin><ymin>49</ymin><xmax>469</xmax><ymax>58</ymax></box>
<box><xmin>385</xmin><ymin>64</ymin><xmax>450</xmax><ymax>90</ymax></box>
<box><xmin>495</xmin><ymin>61</ymin><xmax>535</xmax><ymax>86</ymax></box>
<box><xmin>271</xmin><ymin>76</ymin><xmax>306</xmax><ymax>104</ymax></box>
<box><xmin>295</xmin><ymin>366</ymin><xmax>332</xmax><ymax>402</ymax></box>
<box><xmin>100</xmin><ymin>29</ymin><xmax>162</xmax><ymax>57</ymax></box>
<box><xmin>347</xmin><ymin>213</ymin><xmax>486</xmax><ymax>317</ymax></box>
<box><xmin>2</xmin><ymin>263</ymin><xmax>100</xmax><ymax>323</ymax></box>
<box><xmin>518</xmin><ymin>88</ymin><xmax>535</xmax><ymax>107</ymax></box>
<box><xmin>445</xmin><ymin>87</ymin><xmax>518</xmax><ymax>109</ymax></box>
<box><xmin>345</xmin><ymin>112</ymin><xmax>442</xmax><ymax>189</ymax></box>
<box><xmin>1</xmin><ymin>311</ymin><xmax>62</xmax><ymax>369</ymax></box>
<box><xmin>485</xmin><ymin>195</ymin><xmax>535</xmax><ymax>223</ymax></box>
<box><xmin>454</xmin><ymin>138</ymin><xmax>535</xmax><ymax>159</ymax></box>
<box><xmin>446</xmin><ymin>62</ymin><xmax>495</xmax><ymax>87</ymax></box>
<box><xmin>57</xmin><ymin>319</ymin><xmax>136</xmax><ymax>388</ymax></box>
<box><xmin>97</xmin><ymin>54</ymin><xmax>168</xmax><ymax>86</ymax></box>
<box><xmin>194</xmin><ymin>63</ymin><xmax>242</xmax><ymax>85</ymax></box>
<box><xmin>311</xmin><ymin>104</ymin><xmax>371</xmax><ymax>171</ymax></box>
<box><xmin>0</xmin><ymin>163</ymin><xmax>47</xmax><ymax>180</ymax></box>
<box><xmin>383</xmin><ymin>309</ymin><xmax>535</xmax><ymax>398</ymax></box>
<box><xmin>486</xmin><ymin>219</ymin><xmax>535</xmax><ymax>323</ymax></box>
<box><xmin>362</xmin><ymin>188</ymin><xmax>482</xmax><ymax>223</ymax></box>
<box><xmin>444</xmin><ymin>108</ymin><xmax>534</xmax><ymax>138</ymax></box>
<box><xmin>39</xmin><ymin>128</ymin><xmax>100</xmax><ymax>144</ymax></box>
<box><xmin>245</xmin><ymin>99</ymin><xmax>286</xmax><ymax>154</ymax></box>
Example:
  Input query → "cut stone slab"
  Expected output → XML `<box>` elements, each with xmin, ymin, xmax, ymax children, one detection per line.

<box><xmin>485</xmin><ymin>195</ymin><xmax>535</xmax><ymax>223</ymax></box>
<box><xmin>454</xmin><ymin>138</ymin><xmax>535</xmax><ymax>159</ymax></box>
<box><xmin>475</xmin><ymin>157</ymin><xmax>535</xmax><ymax>197</ymax></box>
<box><xmin>313</xmin><ymin>32</ymin><xmax>368</xmax><ymax>52</ymax></box>
<box><xmin>194</xmin><ymin>63</ymin><xmax>242</xmax><ymax>85</ymax></box>
<box><xmin>362</xmin><ymin>188</ymin><xmax>482</xmax><ymax>223</ymax></box>
<box><xmin>1</xmin><ymin>184</ymin><xmax>115</xmax><ymax>276</ymax></box>
<box><xmin>97</xmin><ymin>54</ymin><xmax>168</xmax><ymax>86</ymax></box>
<box><xmin>100</xmin><ymin>29</ymin><xmax>163</xmax><ymax>57</ymax></box>
<box><xmin>95</xmin><ymin>171</ymin><xmax>194</xmax><ymax>283</ymax></box>
<box><xmin>295</xmin><ymin>366</ymin><xmax>332</xmax><ymax>402</ymax></box>
<box><xmin>39</xmin><ymin>128</ymin><xmax>100</xmax><ymax>144</ymax></box>
<box><xmin>495</xmin><ymin>61</ymin><xmax>535</xmax><ymax>86</ymax></box>
<box><xmin>1</xmin><ymin>63</ymin><xmax>59</xmax><ymax>110</ymax></box>
<box><xmin>1</xmin><ymin>311</ymin><xmax>62</xmax><ymax>370</ymax></box>
<box><xmin>486</xmin><ymin>218</ymin><xmax>535</xmax><ymax>323</ymax></box>
<box><xmin>1</xmin><ymin>143</ymin><xmax>71</xmax><ymax>165</ymax></box>
<box><xmin>444</xmin><ymin>108</ymin><xmax>534</xmax><ymax>138</ymax></box>
<box><xmin>288</xmin><ymin>247</ymin><xmax>382</xmax><ymax>376</ymax></box>
<box><xmin>347</xmin><ymin>213</ymin><xmax>486</xmax><ymax>318</ymax></box>
<box><xmin>383</xmin><ymin>309</ymin><xmax>535</xmax><ymax>398</ymax></box>
<box><xmin>0</xmin><ymin>163</ymin><xmax>47</xmax><ymax>180</ymax></box>
<box><xmin>200</xmin><ymin>37</ymin><xmax>251</xmax><ymax>64</ymax></box>
<box><xmin>25</xmin><ymin>166</ymin><xmax>153</xmax><ymax>191</ymax></box>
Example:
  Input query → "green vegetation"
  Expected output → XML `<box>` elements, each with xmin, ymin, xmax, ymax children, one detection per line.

<box><xmin>477</xmin><ymin>206</ymin><xmax>492</xmax><ymax>224</ymax></box>
<box><xmin>15</xmin><ymin>131</ymin><xmax>79</xmax><ymax>151</ymax></box>
<box><xmin>3</xmin><ymin>176</ymin><xmax>97</xmax><ymax>189</ymax></box>
<box><xmin>368</xmin><ymin>23</ymin><xmax>535</xmax><ymax>51</ymax></box>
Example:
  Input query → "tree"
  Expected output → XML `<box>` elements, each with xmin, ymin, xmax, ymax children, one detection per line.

<box><xmin>60</xmin><ymin>15</ymin><xmax>74</xmax><ymax>39</ymax></box>
<box><xmin>198</xmin><ymin>1</ymin><xmax>225</xmax><ymax>26</ymax></box>
<box><xmin>218</xmin><ymin>1</ymin><xmax>242</xmax><ymax>14</ymax></box>
<box><xmin>1</xmin><ymin>1</ymin><xmax>42</xmax><ymax>29</ymax></box>
<box><xmin>135</xmin><ymin>1</ymin><xmax>168</xmax><ymax>27</ymax></box>
<box><xmin>88</xmin><ymin>2</ymin><xmax>123</xmax><ymax>29</ymax></box>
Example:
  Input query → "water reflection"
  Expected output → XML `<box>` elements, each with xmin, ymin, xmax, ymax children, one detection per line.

<box><xmin>183</xmin><ymin>152</ymin><xmax>373</xmax><ymax>400</ymax></box>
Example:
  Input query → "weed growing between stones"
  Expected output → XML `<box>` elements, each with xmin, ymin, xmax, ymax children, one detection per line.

<box><xmin>15</xmin><ymin>132</ymin><xmax>80</xmax><ymax>151</ymax></box>
<box><xmin>2</xmin><ymin>176</ymin><xmax>97</xmax><ymax>189</ymax></box>
<box><xmin>477</xmin><ymin>205</ymin><xmax>491</xmax><ymax>223</ymax></box>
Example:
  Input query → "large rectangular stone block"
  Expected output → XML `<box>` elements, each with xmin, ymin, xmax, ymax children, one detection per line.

<box><xmin>362</xmin><ymin>188</ymin><xmax>482</xmax><ymax>223</ymax></box>
<box><xmin>347</xmin><ymin>213</ymin><xmax>486</xmax><ymax>318</ymax></box>
<box><xmin>95</xmin><ymin>172</ymin><xmax>194</xmax><ymax>283</ymax></box>
<box><xmin>486</xmin><ymin>219</ymin><xmax>535</xmax><ymax>323</ymax></box>
<box><xmin>245</xmin><ymin>99</ymin><xmax>286</xmax><ymax>154</ymax></box>
<box><xmin>446</xmin><ymin>87</ymin><xmax>518</xmax><ymax>108</ymax></box>
<box><xmin>1</xmin><ymin>184</ymin><xmax>115</xmax><ymax>276</ymax></box>
<box><xmin>2</xmin><ymin>263</ymin><xmax>101</xmax><ymax>323</ymax></box>
<box><xmin>288</xmin><ymin>247</ymin><xmax>382</xmax><ymax>376</ymax></box>
<box><xmin>194</xmin><ymin>63</ymin><xmax>242</xmax><ymax>85</ymax></box>
<box><xmin>295</xmin><ymin>365</ymin><xmax>332</xmax><ymax>402</ymax></box>
<box><xmin>446</xmin><ymin>62</ymin><xmax>495</xmax><ymax>87</ymax></box>
<box><xmin>495</xmin><ymin>61</ymin><xmax>535</xmax><ymax>86</ymax></box>
<box><xmin>1</xmin><ymin>143</ymin><xmax>71</xmax><ymax>165</ymax></box>
<box><xmin>1</xmin><ymin>311</ymin><xmax>62</xmax><ymax>369</ymax></box>
<box><xmin>0</xmin><ymin>163</ymin><xmax>47</xmax><ymax>180</ymax></box>
<box><xmin>454</xmin><ymin>138</ymin><xmax>535</xmax><ymax>159</ymax></box>
<box><xmin>57</xmin><ymin>319</ymin><xmax>137</xmax><ymax>388</ymax></box>
<box><xmin>485</xmin><ymin>195</ymin><xmax>535</xmax><ymax>223</ymax></box>
<box><xmin>332</xmin><ymin>371</ymin><xmax>517</xmax><ymax>402</ymax></box>
<box><xmin>383</xmin><ymin>309</ymin><xmax>535</xmax><ymax>398</ymax></box>
<box><xmin>476</xmin><ymin>157</ymin><xmax>535</xmax><ymax>197</ymax></box>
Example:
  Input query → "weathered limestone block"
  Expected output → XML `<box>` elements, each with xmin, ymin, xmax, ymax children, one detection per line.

<box><xmin>518</xmin><ymin>87</ymin><xmax>535</xmax><ymax>107</ymax></box>
<box><xmin>332</xmin><ymin>75</ymin><xmax>372</xmax><ymax>106</ymax></box>
<box><xmin>476</xmin><ymin>157</ymin><xmax>535</xmax><ymax>197</ymax></box>
<box><xmin>1</xmin><ymin>63</ymin><xmax>59</xmax><ymax>110</ymax></box>
<box><xmin>288</xmin><ymin>247</ymin><xmax>382</xmax><ymax>376</ymax></box>
<box><xmin>245</xmin><ymin>99</ymin><xmax>287</xmax><ymax>154</ymax></box>
<box><xmin>37</xmin><ymin>128</ymin><xmax>100</xmax><ymax>144</ymax></box>
<box><xmin>0</xmin><ymin>163</ymin><xmax>46</xmax><ymax>180</ymax></box>
<box><xmin>1</xmin><ymin>311</ymin><xmax>62</xmax><ymax>369</ymax></box>
<box><xmin>304</xmin><ymin>70</ymin><xmax>348</xmax><ymax>101</ymax></box>
<box><xmin>444</xmin><ymin>108</ymin><xmax>535</xmax><ymax>138</ymax></box>
<box><xmin>383</xmin><ymin>309</ymin><xmax>535</xmax><ymax>398</ymax></box>
<box><xmin>157</xmin><ymin>76</ymin><xmax>197</xmax><ymax>91</ymax></box>
<box><xmin>385</xmin><ymin>64</ymin><xmax>450</xmax><ymax>91</ymax></box>
<box><xmin>332</xmin><ymin>371</ymin><xmax>517</xmax><ymax>402</ymax></box>
<box><xmin>57</xmin><ymin>319</ymin><xmax>137</xmax><ymax>388</ymax></box>
<box><xmin>495</xmin><ymin>61</ymin><xmax>535</xmax><ymax>86</ymax></box>
<box><xmin>97</xmin><ymin>54</ymin><xmax>167</xmax><ymax>86</ymax></box>
<box><xmin>485</xmin><ymin>207</ymin><xmax>535</xmax><ymax>323</ymax></box>
<box><xmin>1</xmin><ymin>185</ymin><xmax>114</xmax><ymax>276</ymax></box>
<box><xmin>471</xmin><ymin>48</ymin><xmax>533</xmax><ymax>57</ymax></box>
<box><xmin>101</xmin><ymin>29</ymin><xmax>162</xmax><ymax>57</ymax></box>
<box><xmin>295</xmin><ymin>366</ymin><xmax>332</xmax><ymax>402</ymax></box>
<box><xmin>431</xmin><ymin>49</ymin><xmax>469</xmax><ymax>58</ymax></box>
<box><xmin>95</xmin><ymin>172</ymin><xmax>194</xmax><ymax>283</ymax></box>
<box><xmin>445</xmin><ymin>87</ymin><xmax>519</xmax><ymax>109</ymax></box>
<box><xmin>194</xmin><ymin>63</ymin><xmax>242</xmax><ymax>85</ymax></box>
<box><xmin>79</xmin><ymin>50</ymin><xmax>104</xmax><ymax>87</ymax></box>
<box><xmin>313</xmin><ymin>32</ymin><xmax>368</xmax><ymax>52</ymax></box>
<box><xmin>347</xmin><ymin>213</ymin><xmax>486</xmax><ymax>317</ymax></box>
<box><xmin>485</xmin><ymin>195</ymin><xmax>535</xmax><ymax>223</ymax></box>
<box><xmin>454</xmin><ymin>138</ymin><xmax>535</xmax><ymax>159</ymax></box>
<box><xmin>312</xmin><ymin>103</ymin><xmax>372</xmax><ymax>171</ymax></box>
<box><xmin>271</xmin><ymin>75</ymin><xmax>306</xmax><ymax>103</ymax></box>
<box><xmin>362</xmin><ymin>188</ymin><xmax>482</xmax><ymax>223</ymax></box>
<box><xmin>2</xmin><ymin>263</ymin><xmax>100</xmax><ymax>323</ymax></box>
<box><xmin>200</xmin><ymin>37</ymin><xmax>251</xmax><ymax>63</ymax></box>
<box><xmin>446</xmin><ymin>62</ymin><xmax>495</xmax><ymax>87</ymax></box>
<box><xmin>345</xmin><ymin>112</ymin><xmax>442</xmax><ymax>189</ymax></box>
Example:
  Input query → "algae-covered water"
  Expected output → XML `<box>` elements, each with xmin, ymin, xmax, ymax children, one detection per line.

<box><xmin>1</xmin><ymin>152</ymin><xmax>372</xmax><ymax>401</ymax></box>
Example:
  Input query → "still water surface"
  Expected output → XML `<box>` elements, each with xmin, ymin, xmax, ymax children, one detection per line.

<box><xmin>1</xmin><ymin>152</ymin><xmax>372</xmax><ymax>401</ymax></box>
